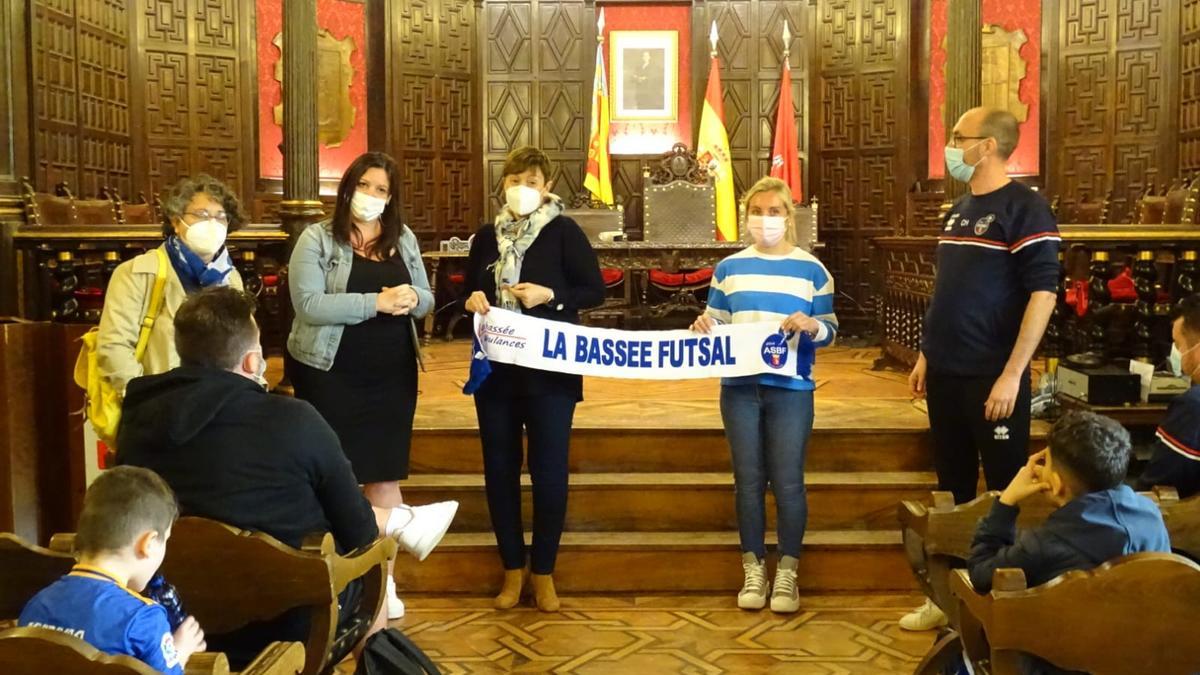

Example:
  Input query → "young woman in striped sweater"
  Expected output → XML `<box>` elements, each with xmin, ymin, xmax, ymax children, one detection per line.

<box><xmin>691</xmin><ymin>176</ymin><xmax>838</xmax><ymax>613</ymax></box>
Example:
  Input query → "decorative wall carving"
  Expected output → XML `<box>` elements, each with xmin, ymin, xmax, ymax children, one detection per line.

<box><xmin>811</xmin><ymin>0</ymin><xmax>911</xmax><ymax>326</ymax></box>
<box><xmin>141</xmin><ymin>0</ymin><xmax>252</xmax><ymax>202</ymax></box>
<box><xmin>32</xmin><ymin>0</ymin><xmax>133</xmax><ymax>197</ymax></box>
<box><xmin>1048</xmin><ymin>0</ymin><xmax>1178</xmax><ymax>222</ymax></box>
<box><xmin>1183</xmin><ymin>0</ymin><xmax>1200</xmax><ymax>173</ymax></box>
<box><xmin>392</xmin><ymin>0</ymin><xmax>479</xmax><ymax>244</ymax></box>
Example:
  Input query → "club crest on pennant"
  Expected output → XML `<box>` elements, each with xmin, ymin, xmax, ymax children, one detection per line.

<box><xmin>761</xmin><ymin>333</ymin><xmax>789</xmax><ymax>369</ymax></box>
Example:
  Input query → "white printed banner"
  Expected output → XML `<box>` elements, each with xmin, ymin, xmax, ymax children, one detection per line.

<box><xmin>473</xmin><ymin>308</ymin><xmax>810</xmax><ymax>380</ymax></box>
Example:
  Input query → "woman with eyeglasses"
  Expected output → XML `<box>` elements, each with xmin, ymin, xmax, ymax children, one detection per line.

<box><xmin>96</xmin><ymin>174</ymin><xmax>245</xmax><ymax>398</ymax></box>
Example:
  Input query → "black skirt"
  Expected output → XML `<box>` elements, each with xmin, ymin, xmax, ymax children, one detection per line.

<box><xmin>289</xmin><ymin>254</ymin><xmax>418</xmax><ymax>483</ymax></box>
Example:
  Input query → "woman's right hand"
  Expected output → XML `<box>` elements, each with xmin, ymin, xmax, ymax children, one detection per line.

<box><xmin>691</xmin><ymin>314</ymin><xmax>715</xmax><ymax>334</ymax></box>
<box><xmin>375</xmin><ymin>286</ymin><xmax>410</xmax><ymax>315</ymax></box>
<box><xmin>465</xmin><ymin>291</ymin><xmax>491</xmax><ymax>315</ymax></box>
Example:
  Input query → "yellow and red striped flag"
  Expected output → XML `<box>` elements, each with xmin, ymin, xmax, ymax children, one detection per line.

<box><xmin>583</xmin><ymin>11</ymin><xmax>614</xmax><ymax>205</ymax></box>
<box><xmin>697</xmin><ymin>23</ymin><xmax>736</xmax><ymax>241</ymax></box>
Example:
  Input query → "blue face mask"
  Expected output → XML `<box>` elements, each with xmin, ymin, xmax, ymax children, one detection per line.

<box><xmin>944</xmin><ymin>140</ymin><xmax>985</xmax><ymax>183</ymax></box>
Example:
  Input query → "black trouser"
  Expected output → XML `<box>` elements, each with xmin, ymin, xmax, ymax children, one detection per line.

<box><xmin>474</xmin><ymin>389</ymin><xmax>576</xmax><ymax>575</ymax></box>
<box><xmin>926</xmin><ymin>371</ymin><xmax>1032</xmax><ymax>504</ymax></box>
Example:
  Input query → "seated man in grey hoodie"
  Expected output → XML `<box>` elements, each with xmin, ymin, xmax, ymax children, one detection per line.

<box><xmin>967</xmin><ymin>409</ymin><xmax>1171</xmax><ymax>674</ymax></box>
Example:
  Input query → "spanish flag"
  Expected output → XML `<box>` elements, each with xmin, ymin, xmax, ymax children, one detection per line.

<box><xmin>583</xmin><ymin>28</ymin><xmax>614</xmax><ymax>206</ymax></box>
<box><xmin>697</xmin><ymin>43</ymin><xmax>736</xmax><ymax>241</ymax></box>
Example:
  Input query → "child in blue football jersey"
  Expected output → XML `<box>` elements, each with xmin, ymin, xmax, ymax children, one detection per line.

<box><xmin>20</xmin><ymin>466</ymin><xmax>206</xmax><ymax>674</ymax></box>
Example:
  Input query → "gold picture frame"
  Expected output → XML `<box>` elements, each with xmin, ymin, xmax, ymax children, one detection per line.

<box><xmin>611</xmin><ymin>30</ymin><xmax>679</xmax><ymax>122</ymax></box>
<box><xmin>273</xmin><ymin>28</ymin><xmax>357</xmax><ymax>148</ymax></box>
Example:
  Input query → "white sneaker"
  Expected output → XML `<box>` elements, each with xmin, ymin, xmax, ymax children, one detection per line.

<box><xmin>385</xmin><ymin>501</ymin><xmax>459</xmax><ymax>562</ymax></box>
<box><xmin>737</xmin><ymin>552</ymin><xmax>769</xmax><ymax>610</ymax></box>
<box><xmin>386</xmin><ymin>575</ymin><xmax>405</xmax><ymax>620</ymax></box>
<box><xmin>770</xmin><ymin>555</ymin><xmax>800</xmax><ymax>613</ymax></box>
<box><xmin>899</xmin><ymin>598</ymin><xmax>948</xmax><ymax>631</ymax></box>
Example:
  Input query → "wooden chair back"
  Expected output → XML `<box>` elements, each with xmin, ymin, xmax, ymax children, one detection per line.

<box><xmin>643</xmin><ymin>144</ymin><xmax>716</xmax><ymax>243</ymax></box>
<box><xmin>0</xmin><ymin>626</ymin><xmax>304</xmax><ymax>675</ymax></box>
<box><xmin>74</xmin><ymin>189</ymin><xmax>120</xmax><ymax>225</ymax></box>
<box><xmin>49</xmin><ymin>517</ymin><xmax>397</xmax><ymax>675</ymax></box>
<box><xmin>0</xmin><ymin>627</ymin><xmax>163</xmax><ymax>674</ymax></box>
<box><xmin>1067</xmin><ymin>192</ymin><xmax>1110</xmax><ymax>224</ymax></box>
<box><xmin>21</xmin><ymin>177</ymin><xmax>76</xmax><ymax>225</ymax></box>
<box><xmin>112</xmin><ymin>190</ymin><xmax>160</xmax><ymax>225</ymax></box>
<box><xmin>564</xmin><ymin>199</ymin><xmax>625</xmax><ymax>243</ymax></box>
<box><xmin>898</xmin><ymin>490</ymin><xmax>1060</xmax><ymax>624</ymax></box>
<box><xmin>1164</xmin><ymin>179</ymin><xmax>1194</xmax><ymax>224</ymax></box>
<box><xmin>0</xmin><ymin>533</ymin><xmax>75</xmax><ymax>621</ymax></box>
<box><xmin>1137</xmin><ymin>185</ymin><xmax>1167</xmax><ymax>224</ymax></box>
<box><xmin>1154</xmin><ymin>486</ymin><xmax>1200</xmax><ymax>560</ymax></box>
<box><xmin>950</xmin><ymin>553</ymin><xmax>1200</xmax><ymax>675</ymax></box>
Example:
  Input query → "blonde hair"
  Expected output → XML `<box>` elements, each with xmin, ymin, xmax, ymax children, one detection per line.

<box><xmin>741</xmin><ymin>177</ymin><xmax>797</xmax><ymax>243</ymax></box>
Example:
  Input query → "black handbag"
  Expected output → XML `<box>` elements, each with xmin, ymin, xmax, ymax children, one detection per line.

<box><xmin>354</xmin><ymin>628</ymin><xmax>441</xmax><ymax>675</ymax></box>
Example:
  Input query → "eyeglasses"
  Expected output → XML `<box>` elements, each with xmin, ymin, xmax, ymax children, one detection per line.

<box><xmin>183</xmin><ymin>210</ymin><xmax>229</xmax><ymax>225</ymax></box>
<box><xmin>949</xmin><ymin>134</ymin><xmax>987</xmax><ymax>146</ymax></box>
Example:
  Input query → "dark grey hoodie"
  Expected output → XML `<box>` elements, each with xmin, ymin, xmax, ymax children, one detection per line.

<box><xmin>116</xmin><ymin>366</ymin><xmax>378</xmax><ymax>551</ymax></box>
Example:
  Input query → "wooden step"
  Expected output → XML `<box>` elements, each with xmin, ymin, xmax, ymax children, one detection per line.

<box><xmin>411</xmin><ymin>428</ymin><xmax>941</xmax><ymax>474</ymax></box>
<box><xmin>394</xmin><ymin>530</ymin><xmax>913</xmax><ymax>594</ymax></box>
<box><xmin>411</xmin><ymin>425</ymin><xmax>1049</xmax><ymax>474</ymax></box>
<box><xmin>403</xmin><ymin>471</ymin><xmax>936</xmax><ymax>532</ymax></box>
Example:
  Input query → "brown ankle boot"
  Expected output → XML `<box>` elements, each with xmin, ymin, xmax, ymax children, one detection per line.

<box><xmin>530</xmin><ymin>573</ymin><xmax>560</xmax><ymax>612</ymax></box>
<box><xmin>494</xmin><ymin>568</ymin><xmax>525</xmax><ymax>609</ymax></box>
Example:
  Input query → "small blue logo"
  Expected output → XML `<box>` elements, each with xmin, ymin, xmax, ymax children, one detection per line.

<box><xmin>761</xmin><ymin>333</ymin><xmax>789</xmax><ymax>369</ymax></box>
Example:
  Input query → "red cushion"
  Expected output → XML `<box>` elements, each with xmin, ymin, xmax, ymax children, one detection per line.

<box><xmin>601</xmin><ymin>268</ymin><xmax>624</xmax><ymax>286</ymax></box>
<box><xmin>1106</xmin><ymin>267</ymin><xmax>1136</xmax><ymax>303</ymax></box>
<box><xmin>448</xmin><ymin>273</ymin><xmax>465</xmax><ymax>284</ymax></box>
<box><xmin>648</xmin><ymin>267</ymin><xmax>714</xmax><ymax>287</ymax></box>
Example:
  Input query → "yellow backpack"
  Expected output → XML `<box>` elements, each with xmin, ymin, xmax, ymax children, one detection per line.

<box><xmin>74</xmin><ymin>247</ymin><xmax>169</xmax><ymax>444</ymax></box>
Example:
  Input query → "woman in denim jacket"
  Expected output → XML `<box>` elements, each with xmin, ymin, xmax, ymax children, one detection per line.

<box><xmin>286</xmin><ymin>152</ymin><xmax>457</xmax><ymax>619</ymax></box>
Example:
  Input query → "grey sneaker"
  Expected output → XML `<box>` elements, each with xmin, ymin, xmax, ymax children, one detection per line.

<box><xmin>737</xmin><ymin>552</ymin><xmax>769</xmax><ymax>610</ymax></box>
<box><xmin>770</xmin><ymin>555</ymin><xmax>800</xmax><ymax>613</ymax></box>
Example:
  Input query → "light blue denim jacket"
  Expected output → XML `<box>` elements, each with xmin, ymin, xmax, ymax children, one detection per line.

<box><xmin>287</xmin><ymin>220</ymin><xmax>433</xmax><ymax>371</ymax></box>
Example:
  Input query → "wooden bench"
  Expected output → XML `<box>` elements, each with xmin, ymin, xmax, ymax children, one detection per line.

<box><xmin>53</xmin><ymin>517</ymin><xmax>397</xmax><ymax>675</ymax></box>
<box><xmin>898</xmin><ymin>490</ymin><xmax>1089</xmax><ymax>674</ymax></box>
<box><xmin>950</xmin><ymin>553</ymin><xmax>1200</xmax><ymax>675</ymax></box>
<box><xmin>0</xmin><ymin>626</ymin><xmax>304</xmax><ymax>675</ymax></box>
<box><xmin>0</xmin><ymin>533</ymin><xmax>75</xmax><ymax>621</ymax></box>
<box><xmin>1155</xmin><ymin>486</ymin><xmax>1200</xmax><ymax>560</ymax></box>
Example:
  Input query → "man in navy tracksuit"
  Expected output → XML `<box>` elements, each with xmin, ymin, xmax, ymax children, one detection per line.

<box><xmin>902</xmin><ymin>107</ymin><xmax>1061</xmax><ymax>631</ymax></box>
<box><xmin>1135</xmin><ymin>293</ymin><xmax>1200</xmax><ymax>496</ymax></box>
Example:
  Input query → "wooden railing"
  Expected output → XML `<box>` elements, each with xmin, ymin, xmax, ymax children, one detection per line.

<box><xmin>875</xmin><ymin>225</ymin><xmax>1200</xmax><ymax>370</ymax></box>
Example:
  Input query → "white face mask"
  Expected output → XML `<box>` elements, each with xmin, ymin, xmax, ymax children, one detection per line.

<box><xmin>351</xmin><ymin>192</ymin><xmax>388</xmax><ymax>222</ymax></box>
<box><xmin>505</xmin><ymin>185</ymin><xmax>544</xmax><ymax>217</ymax></box>
<box><xmin>747</xmin><ymin>215</ymin><xmax>788</xmax><ymax>248</ymax></box>
<box><xmin>182</xmin><ymin>220</ymin><xmax>227</xmax><ymax>259</ymax></box>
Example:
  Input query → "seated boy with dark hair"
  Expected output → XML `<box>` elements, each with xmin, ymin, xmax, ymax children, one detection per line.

<box><xmin>1135</xmin><ymin>292</ymin><xmax>1200</xmax><ymax>497</ymax></box>
<box><xmin>967</xmin><ymin>410</ymin><xmax>1170</xmax><ymax>674</ymax></box>
<box><xmin>19</xmin><ymin>466</ymin><xmax>206</xmax><ymax>674</ymax></box>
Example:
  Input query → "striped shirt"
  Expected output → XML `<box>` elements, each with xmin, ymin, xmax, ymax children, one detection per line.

<box><xmin>704</xmin><ymin>246</ymin><xmax>838</xmax><ymax>391</ymax></box>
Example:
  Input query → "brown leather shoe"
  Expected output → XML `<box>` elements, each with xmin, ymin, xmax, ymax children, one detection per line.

<box><xmin>494</xmin><ymin>568</ymin><xmax>527</xmax><ymax>609</ymax></box>
<box><xmin>530</xmin><ymin>573</ymin><xmax>560</xmax><ymax>612</ymax></box>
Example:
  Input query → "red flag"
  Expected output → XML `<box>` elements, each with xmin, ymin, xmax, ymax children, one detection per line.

<box><xmin>770</xmin><ymin>60</ymin><xmax>802</xmax><ymax>202</ymax></box>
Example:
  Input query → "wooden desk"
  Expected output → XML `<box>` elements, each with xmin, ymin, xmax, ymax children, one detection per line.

<box><xmin>1056</xmin><ymin>393</ymin><xmax>1169</xmax><ymax>427</ymax></box>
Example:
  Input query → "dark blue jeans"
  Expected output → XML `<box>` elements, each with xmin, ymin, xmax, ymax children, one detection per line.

<box><xmin>720</xmin><ymin>384</ymin><xmax>814</xmax><ymax>559</ymax></box>
<box><xmin>474</xmin><ymin>389</ymin><xmax>576</xmax><ymax>575</ymax></box>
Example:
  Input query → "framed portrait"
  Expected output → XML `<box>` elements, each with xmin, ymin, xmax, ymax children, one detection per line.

<box><xmin>611</xmin><ymin>30</ymin><xmax>678</xmax><ymax>122</ymax></box>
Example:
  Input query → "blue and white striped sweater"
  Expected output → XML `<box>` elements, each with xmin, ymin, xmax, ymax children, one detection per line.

<box><xmin>704</xmin><ymin>247</ymin><xmax>838</xmax><ymax>391</ymax></box>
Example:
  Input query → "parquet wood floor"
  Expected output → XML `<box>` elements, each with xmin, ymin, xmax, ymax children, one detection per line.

<box><xmin>332</xmin><ymin>594</ymin><xmax>931</xmax><ymax>674</ymax></box>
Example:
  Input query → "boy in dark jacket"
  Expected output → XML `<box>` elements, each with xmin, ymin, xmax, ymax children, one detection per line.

<box><xmin>967</xmin><ymin>410</ymin><xmax>1170</xmax><ymax>674</ymax></box>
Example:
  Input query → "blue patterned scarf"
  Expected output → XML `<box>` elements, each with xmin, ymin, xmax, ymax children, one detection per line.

<box><xmin>491</xmin><ymin>196</ymin><xmax>563</xmax><ymax>312</ymax></box>
<box><xmin>165</xmin><ymin>235</ymin><xmax>234</xmax><ymax>292</ymax></box>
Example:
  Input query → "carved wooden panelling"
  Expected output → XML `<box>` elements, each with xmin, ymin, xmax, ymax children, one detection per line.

<box><xmin>394</xmin><ymin>0</ymin><xmax>479</xmax><ymax>240</ymax></box>
<box><xmin>1180</xmin><ymin>0</ymin><xmax>1200</xmax><ymax>172</ymax></box>
<box><xmin>481</xmin><ymin>0</ymin><xmax>588</xmax><ymax>221</ymax></box>
<box><xmin>32</xmin><ymin>0</ymin><xmax>132</xmax><ymax>196</ymax></box>
<box><xmin>1048</xmin><ymin>0</ymin><xmax>1179</xmax><ymax>222</ymax></box>
<box><xmin>811</xmin><ymin>0</ymin><xmax>911</xmax><ymax>326</ymax></box>
<box><xmin>140</xmin><ymin>0</ymin><xmax>250</xmax><ymax>202</ymax></box>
